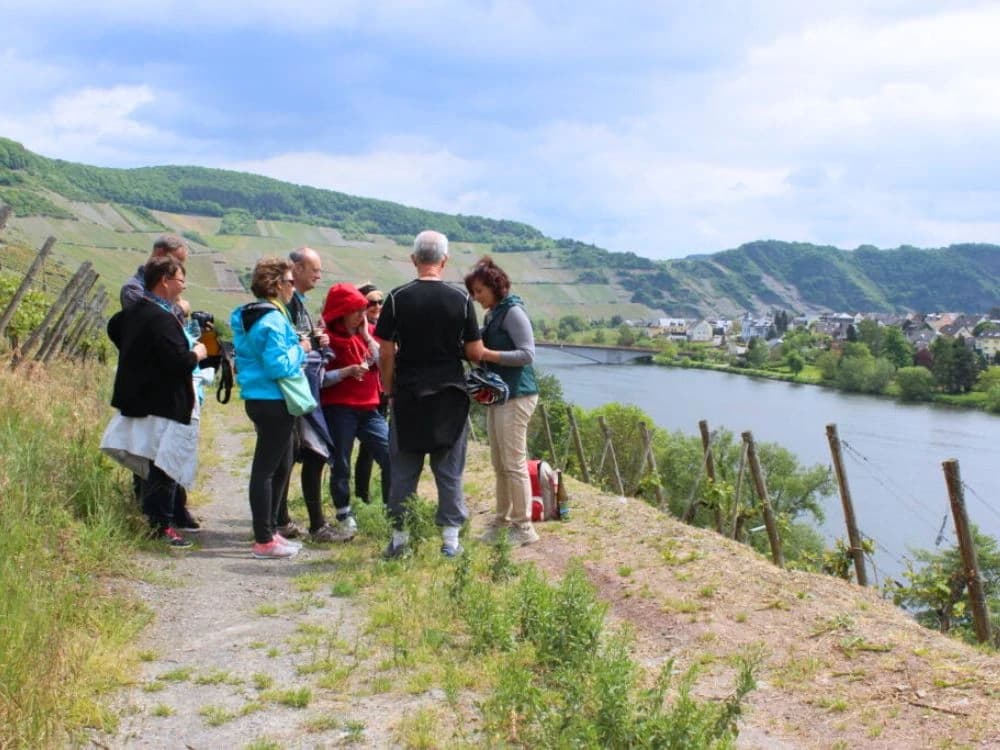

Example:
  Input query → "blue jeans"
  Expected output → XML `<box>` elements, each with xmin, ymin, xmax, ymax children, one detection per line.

<box><xmin>324</xmin><ymin>405</ymin><xmax>390</xmax><ymax>510</ymax></box>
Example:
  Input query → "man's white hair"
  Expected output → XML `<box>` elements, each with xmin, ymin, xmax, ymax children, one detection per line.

<box><xmin>412</xmin><ymin>230</ymin><xmax>449</xmax><ymax>265</ymax></box>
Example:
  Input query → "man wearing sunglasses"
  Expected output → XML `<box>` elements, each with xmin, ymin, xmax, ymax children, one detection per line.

<box><xmin>274</xmin><ymin>247</ymin><xmax>353</xmax><ymax>544</ymax></box>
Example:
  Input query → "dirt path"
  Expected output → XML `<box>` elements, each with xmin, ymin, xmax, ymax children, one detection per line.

<box><xmin>90</xmin><ymin>401</ymin><xmax>1000</xmax><ymax>749</ymax></box>
<box><xmin>90</xmin><ymin>404</ymin><xmax>404</xmax><ymax>749</ymax></box>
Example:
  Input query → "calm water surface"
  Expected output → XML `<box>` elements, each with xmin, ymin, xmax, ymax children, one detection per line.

<box><xmin>536</xmin><ymin>348</ymin><xmax>1000</xmax><ymax>582</ymax></box>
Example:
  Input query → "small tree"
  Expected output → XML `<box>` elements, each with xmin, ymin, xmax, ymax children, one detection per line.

<box><xmin>616</xmin><ymin>325</ymin><xmax>636</xmax><ymax>347</ymax></box>
<box><xmin>974</xmin><ymin>366</ymin><xmax>1000</xmax><ymax>392</ymax></box>
<box><xmin>746</xmin><ymin>337</ymin><xmax>767</xmax><ymax>368</ymax></box>
<box><xmin>785</xmin><ymin>350</ymin><xmax>805</xmax><ymax>376</ymax></box>
<box><xmin>895</xmin><ymin>366</ymin><xmax>935</xmax><ymax>401</ymax></box>
<box><xmin>890</xmin><ymin>526</ymin><xmax>1000</xmax><ymax>644</ymax></box>
<box><xmin>882</xmin><ymin>326</ymin><xmax>914</xmax><ymax>369</ymax></box>
<box><xmin>815</xmin><ymin>350</ymin><xmax>840</xmax><ymax>380</ymax></box>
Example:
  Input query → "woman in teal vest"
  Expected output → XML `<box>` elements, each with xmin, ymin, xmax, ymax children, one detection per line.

<box><xmin>464</xmin><ymin>256</ymin><xmax>540</xmax><ymax>546</ymax></box>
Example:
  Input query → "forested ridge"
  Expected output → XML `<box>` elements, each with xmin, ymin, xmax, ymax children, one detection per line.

<box><xmin>2</xmin><ymin>136</ymin><xmax>998</xmax><ymax>315</ymax></box>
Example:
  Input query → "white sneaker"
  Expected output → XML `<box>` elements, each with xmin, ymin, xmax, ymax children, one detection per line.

<box><xmin>339</xmin><ymin>514</ymin><xmax>358</xmax><ymax>532</ymax></box>
<box><xmin>272</xmin><ymin>532</ymin><xmax>303</xmax><ymax>550</ymax></box>
<box><xmin>251</xmin><ymin>539</ymin><xmax>298</xmax><ymax>559</ymax></box>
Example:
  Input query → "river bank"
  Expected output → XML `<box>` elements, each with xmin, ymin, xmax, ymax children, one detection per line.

<box><xmin>534</xmin><ymin>348</ymin><xmax>1000</xmax><ymax>583</ymax></box>
<box><xmin>656</xmin><ymin>352</ymin><xmax>993</xmax><ymax>413</ymax></box>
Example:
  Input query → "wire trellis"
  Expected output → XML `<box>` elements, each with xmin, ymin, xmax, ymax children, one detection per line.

<box><xmin>839</xmin><ymin>437</ymin><xmax>956</xmax><ymax>548</ymax></box>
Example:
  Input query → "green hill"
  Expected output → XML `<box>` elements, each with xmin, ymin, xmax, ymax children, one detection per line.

<box><xmin>2</xmin><ymin>137</ymin><xmax>998</xmax><ymax>319</ymax></box>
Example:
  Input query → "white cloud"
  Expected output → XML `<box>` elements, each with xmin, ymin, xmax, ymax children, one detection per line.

<box><xmin>224</xmin><ymin>141</ymin><xmax>522</xmax><ymax>220</ymax></box>
<box><xmin>726</xmin><ymin>6</ymin><xmax>1000</xmax><ymax>142</ymax></box>
<box><xmin>500</xmin><ymin>4</ymin><xmax>1000</xmax><ymax>255</ymax></box>
<box><xmin>48</xmin><ymin>85</ymin><xmax>156</xmax><ymax>137</ymax></box>
<box><xmin>4</xmin><ymin>3</ymin><xmax>1000</xmax><ymax>258</ymax></box>
<box><xmin>0</xmin><ymin>83</ymin><xmax>192</xmax><ymax>166</ymax></box>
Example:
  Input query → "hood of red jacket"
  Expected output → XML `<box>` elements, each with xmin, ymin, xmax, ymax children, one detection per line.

<box><xmin>322</xmin><ymin>283</ymin><xmax>368</xmax><ymax>329</ymax></box>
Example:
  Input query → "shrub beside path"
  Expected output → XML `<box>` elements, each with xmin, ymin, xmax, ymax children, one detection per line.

<box><xmin>92</xmin><ymin>401</ymin><xmax>1000</xmax><ymax>749</ymax></box>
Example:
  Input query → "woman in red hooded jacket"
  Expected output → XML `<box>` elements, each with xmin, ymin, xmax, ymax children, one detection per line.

<box><xmin>320</xmin><ymin>283</ymin><xmax>391</xmax><ymax>530</ymax></box>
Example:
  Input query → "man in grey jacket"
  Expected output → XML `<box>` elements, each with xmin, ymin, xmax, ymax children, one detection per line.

<box><xmin>120</xmin><ymin>234</ymin><xmax>189</xmax><ymax>312</ymax></box>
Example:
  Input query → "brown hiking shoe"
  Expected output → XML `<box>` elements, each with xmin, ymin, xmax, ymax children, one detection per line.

<box><xmin>310</xmin><ymin>523</ymin><xmax>355</xmax><ymax>543</ymax></box>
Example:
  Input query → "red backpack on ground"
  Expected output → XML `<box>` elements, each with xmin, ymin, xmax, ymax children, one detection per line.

<box><xmin>529</xmin><ymin>459</ymin><xmax>559</xmax><ymax>521</ymax></box>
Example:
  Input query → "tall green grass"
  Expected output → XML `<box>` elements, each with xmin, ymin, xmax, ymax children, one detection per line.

<box><xmin>0</xmin><ymin>362</ymin><xmax>146</xmax><ymax>748</ymax></box>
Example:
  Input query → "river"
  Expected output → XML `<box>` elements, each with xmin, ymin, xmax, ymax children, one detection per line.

<box><xmin>535</xmin><ymin>348</ymin><xmax>1000</xmax><ymax>583</ymax></box>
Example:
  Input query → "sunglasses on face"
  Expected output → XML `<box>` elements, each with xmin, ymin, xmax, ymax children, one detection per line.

<box><xmin>367</xmin><ymin>299</ymin><xmax>383</xmax><ymax>308</ymax></box>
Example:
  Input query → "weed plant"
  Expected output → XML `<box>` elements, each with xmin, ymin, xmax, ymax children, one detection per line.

<box><xmin>0</xmin><ymin>363</ymin><xmax>145</xmax><ymax>747</ymax></box>
<box><xmin>477</xmin><ymin>564</ymin><xmax>758</xmax><ymax>748</ymax></box>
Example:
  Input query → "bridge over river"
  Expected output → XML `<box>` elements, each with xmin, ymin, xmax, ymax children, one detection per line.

<box><xmin>535</xmin><ymin>342</ymin><xmax>656</xmax><ymax>365</ymax></box>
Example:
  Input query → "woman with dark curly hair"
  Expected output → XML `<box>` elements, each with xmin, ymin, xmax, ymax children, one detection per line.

<box><xmin>464</xmin><ymin>256</ymin><xmax>541</xmax><ymax>546</ymax></box>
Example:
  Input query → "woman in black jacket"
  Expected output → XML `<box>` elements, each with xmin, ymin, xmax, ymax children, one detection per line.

<box><xmin>106</xmin><ymin>256</ymin><xmax>206</xmax><ymax>546</ymax></box>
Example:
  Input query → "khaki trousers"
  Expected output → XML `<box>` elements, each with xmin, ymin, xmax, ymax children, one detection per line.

<box><xmin>485</xmin><ymin>394</ymin><xmax>538</xmax><ymax>528</ymax></box>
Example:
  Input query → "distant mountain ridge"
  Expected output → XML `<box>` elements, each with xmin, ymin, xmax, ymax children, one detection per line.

<box><xmin>623</xmin><ymin>240</ymin><xmax>1000</xmax><ymax>316</ymax></box>
<box><xmin>2</xmin><ymin>137</ymin><xmax>998</xmax><ymax>317</ymax></box>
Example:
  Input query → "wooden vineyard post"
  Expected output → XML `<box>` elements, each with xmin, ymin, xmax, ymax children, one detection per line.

<box><xmin>826</xmin><ymin>424</ymin><xmax>868</xmax><ymax>586</ymax></box>
<box><xmin>942</xmin><ymin>459</ymin><xmax>993</xmax><ymax>645</ymax></box>
<box><xmin>39</xmin><ymin>268</ymin><xmax>98</xmax><ymax>364</ymax></box>
<box><xmin>742</xmin><ymin>430</ymin><xmax>784</xmax><ymax>568</ymax></box>
<box><xmin>566</xmin><ymin>406</ymin><xmax>590</xmax><ymax>484</ymax></box>
<box><xmin>699</xmin><ymin>419</ymin><xmax>723</xmax><ymax>533</ymax></box>
<box><xmin>538</xmin><ymin>402</ymin><xmax>558</xmax><ymax>466</ymax></box>
<box><xmin>598</xmin><ymin>416</ymin><xmax>625</xmax><ymax>497</ymax></box>
<box><xmin>12</xmin><ymin>261</ymin><xmax>92</xmax><ymax>368</ymax></box>
<box><xmin>63</xmin><ymin>288</ymin><xmax>107</xmax><ymax>357</ymax></box>
<box><xmin>638</xmin><ymin>422</ymin><xmax>666</xmax><ymax>508</ymax></box>
<box><xmin>731</xmin><ymin>442</ymin><xmax>747</xmax><ymax>539</ymax></box>
<box><xmin>0</xmin><ymin>236</ymin><xmax>56</xmax><ymax>339</ymax></box>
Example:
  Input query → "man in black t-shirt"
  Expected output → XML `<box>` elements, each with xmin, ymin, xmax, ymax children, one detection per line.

<box><xmin>375</xmin><ymin>230</ymin><xmax>484</xmax><ymax>558</ymax></box>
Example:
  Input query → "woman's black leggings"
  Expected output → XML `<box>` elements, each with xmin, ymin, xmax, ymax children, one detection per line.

<box><xmin>245</xmin><ymin>399</ymin><xmax>295</xmax><ymax>544</ymax></box>
<box><xmin>301</xmin><ymin>448</ymin><xmax>328</xmax><ymax>531</ymax></box>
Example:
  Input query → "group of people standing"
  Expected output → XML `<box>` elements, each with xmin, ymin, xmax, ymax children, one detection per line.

<box><xmin>102</xmin><ymin>228</ymin><xmax>544</xmax><ymax>560</ymax></box>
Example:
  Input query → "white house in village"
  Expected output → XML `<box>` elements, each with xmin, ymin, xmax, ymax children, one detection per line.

<box><xmin>686</xmin><ymin>319</ymin><xmax>714</xmax><ymax>342</ymax></box>
<box><xmin>736</xmin><ymin>312</ymin><xmax>772</xmax><ymax>341</ymax></box>
<box><xmin>975</xmin><ymin>330</ymin><xmax>1000</xmax><ymax>360</ymax></box>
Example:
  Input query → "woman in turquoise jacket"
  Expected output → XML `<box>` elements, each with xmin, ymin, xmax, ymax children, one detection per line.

<box><xmin>231</xmin><ymin>257</ymin><xmax>311</xmax><ymax>559</ymax></box>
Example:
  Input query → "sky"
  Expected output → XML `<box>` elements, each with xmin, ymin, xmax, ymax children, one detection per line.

<box><xmin>2</xmin><ymin>1</ymin><xmax>999</xmax><ymax>259</ymax></box>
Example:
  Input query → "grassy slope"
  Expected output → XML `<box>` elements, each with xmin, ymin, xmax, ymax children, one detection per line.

<box><xmin>0</xmin><ymin>362</ymin><xmax>147</xmax><ymax>748</ymax></box>
<box><xmin>3</xmin><ymin>204</ymin><xmax>656</xmax><ymax>324</ymax></box>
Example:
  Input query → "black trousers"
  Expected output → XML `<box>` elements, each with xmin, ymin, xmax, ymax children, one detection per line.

<box><xmin>142</xmin><ymin>463</ymin><xmax>178</xmax><ymax>530</ymax></box>
<box><xmin>245</xmin><ymin>399</ymin><xmax>295</xmax><ymax>544</ymax></box>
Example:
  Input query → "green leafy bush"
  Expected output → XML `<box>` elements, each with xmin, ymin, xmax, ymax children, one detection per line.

<box><xmin>475</xmin><ymin>563</ymin><xmax>757</xmax><ymax>747</ymax></box>
<box><xmin>896</xmin><ymin>366</ymin><xmax>935</xmax><ymax>401</ymax></box>
<box><xmin>0</xmin><ymin>188</ymin><xmax>74</xmax><ymax>219</ymax></box>
<box><xmin>218</xmin><ymin>209</ymin><xmax>259</xmax><ymax>236</ymax></box>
